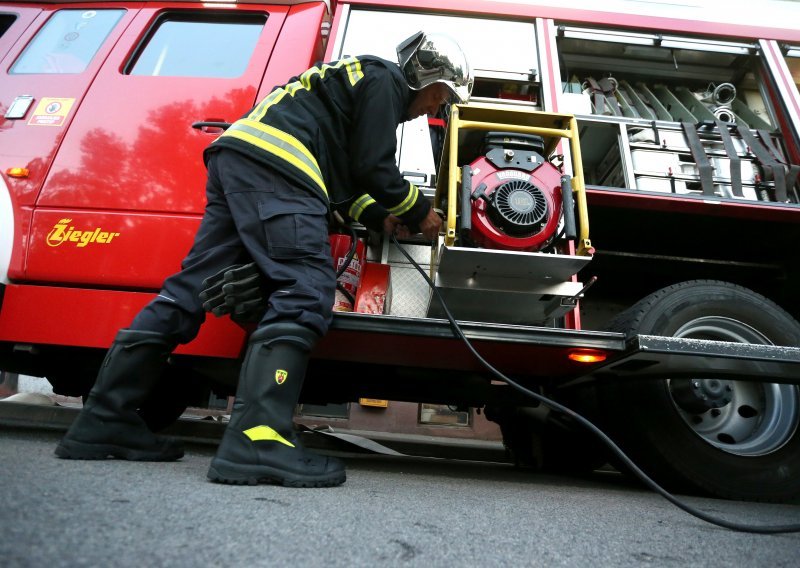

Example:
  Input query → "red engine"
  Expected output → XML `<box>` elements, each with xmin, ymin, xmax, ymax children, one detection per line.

<box><xmin>467</xmin><ymin>133</ymin><xmax>563</xmax><ymax>251</ymax></box>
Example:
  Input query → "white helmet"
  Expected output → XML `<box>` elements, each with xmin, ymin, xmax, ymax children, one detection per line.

<box><xmin>397</xmin><ymin>31</ymin><xmax>473</xmax><ymax>104</ymax></box>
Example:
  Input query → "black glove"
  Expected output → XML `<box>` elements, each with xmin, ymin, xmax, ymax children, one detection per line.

<box><xmin>199</xmin><ymin>263</ymin><xmax>267</xmax><ymax>323</ymax></box>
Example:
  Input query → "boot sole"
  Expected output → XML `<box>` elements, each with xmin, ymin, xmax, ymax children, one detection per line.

<box><xmin>55</xmin><ymin>439</ymin><xmax>184</xmax><ymax>462</ymax></box>
<box><xmin>207</xmin><ymin>458</ymin><xmax>346</xmax><ymax>488</ymax></box>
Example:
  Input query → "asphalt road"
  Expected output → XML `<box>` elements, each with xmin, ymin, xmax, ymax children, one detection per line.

<box><xmin>1</xmin><ymin>427</ymin><xmax>799</xmax><ymax>567</ymax></box>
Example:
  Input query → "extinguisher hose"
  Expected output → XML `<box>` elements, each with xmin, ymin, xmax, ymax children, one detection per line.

<box><xmin>335</xmin><ymin>225</ymin><xmax>359</xmax><ymax>279</ymax></box>
<box><xmin>390</xmin><ymin>233</ymin><xmax>800</xmax><ymax>535</ymax></box>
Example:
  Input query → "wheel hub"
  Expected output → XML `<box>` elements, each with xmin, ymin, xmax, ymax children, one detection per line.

<box><xmin>668</xmin><ymin>315</ymin><xmax>799</xmax><ymax>456</ymax></box>
<box><xmin>670</xmin><ymin>378</ymin><xmax>734</xmax><ymax>413</ymax></box>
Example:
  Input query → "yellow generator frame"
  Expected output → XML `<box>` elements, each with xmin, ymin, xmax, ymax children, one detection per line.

<box><xmin>434</xmin><ymin>102</ymin><xmax>592</xmax><ymax>257</ymax></box>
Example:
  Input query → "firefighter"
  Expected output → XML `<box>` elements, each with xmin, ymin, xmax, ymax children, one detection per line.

<box><xmin>55</xmin><ymin>31</ymin><xmax>473</xmax><ymax>488</ymax></box>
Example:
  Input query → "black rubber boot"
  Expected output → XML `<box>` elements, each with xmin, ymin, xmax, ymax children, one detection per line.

<box><xmin>55</xmin><ymin>329</ymin><xmax>184</xmax><ymax>461</ymax></box>
<box><xmin>207</xmin><ymin>323</ymin><xmax>346</xmax><ymax>487</ymax></box>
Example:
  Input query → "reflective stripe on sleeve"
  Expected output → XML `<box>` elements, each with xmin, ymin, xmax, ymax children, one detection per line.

<box><xmin>348</xmin><ymin>194</ymin><xmax>376</xmax><ymax>221</ymax></box>
<box><xmin>220</xmin><ymin>120</ymin><xmax>327</xmax><ymax>197</ymax></box>
<box><xmin>387</xmin><ymin>183</ymin><xmax>420</xmax><ymax>216</ymax></box>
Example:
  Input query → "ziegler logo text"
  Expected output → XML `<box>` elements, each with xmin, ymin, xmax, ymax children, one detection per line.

<box><xmin>46</xmin><ymin>219</ymin><xmax>121</xmax><ymax>248</ymax></box>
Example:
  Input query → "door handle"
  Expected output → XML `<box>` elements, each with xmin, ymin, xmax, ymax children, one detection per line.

<box><xmin>191</xmin><ymin>121</ymin><xmax>232</xmax><ymax>133</ymax></box>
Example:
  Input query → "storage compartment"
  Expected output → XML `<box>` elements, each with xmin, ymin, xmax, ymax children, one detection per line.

<box><xmin>557</xmin><ymin>26</ymin><xmax>773</xmax><ymax>129</ymax></box>
<box><xmin>559</xmin><ymin>26</ymin><xmax>799</xmax><ymax>205</ymax></box>
<box><xmin>578</xmin><ymin>120</ymin><xmax>627</xmax><ymax>188</ymax></box>
<box><xmin>631</xmin><ymin>148</ymin><xmax>759</xmax><ymax>183</ymax></box>
<box><xmin>634</xmin><ymin>175</ymin><xmax>761</xmax><ymax>201</ymax></box>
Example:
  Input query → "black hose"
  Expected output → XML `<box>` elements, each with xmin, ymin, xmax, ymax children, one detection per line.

<box><xmin>335</xmin><ymin>225</ymin><xmax>359</xmax><ymax>279</ymax></box>
<box><xmin>336</xmin><ymin>283</ymin><xmax>355</xmax><ymax>307</ymax></box>
<box><xmin>390</xmin><ymin>233</ymin><xmax>800</xmax><ymax>535</ymax></box>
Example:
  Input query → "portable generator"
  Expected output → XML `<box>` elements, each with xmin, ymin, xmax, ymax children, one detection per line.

<box><xmin>428</xmin><ymin>104</ymin><xmax>592</xmax><ymax>326</ymax></box>
<box><xmin>465</xmin><ymin>132</ymin><xmax>563</xmax><ymax>252</ymax></box>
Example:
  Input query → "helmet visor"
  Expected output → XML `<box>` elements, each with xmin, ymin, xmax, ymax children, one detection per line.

<box><xmin>398</xmin><ymin>32</ymin><xmax>473</xmax><ymax>103</ymax></box>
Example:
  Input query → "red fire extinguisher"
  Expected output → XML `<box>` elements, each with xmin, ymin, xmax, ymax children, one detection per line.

<box><xmin>330</xmin><ymin>233</ymin><xmax>365</xmax><ymax>312</ymax></box>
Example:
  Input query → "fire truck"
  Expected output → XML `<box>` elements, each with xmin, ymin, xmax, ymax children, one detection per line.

<box><xmin>1</xmin><ymin>0</ymin><xmax>800</xmax><ymax>501</ymax></box>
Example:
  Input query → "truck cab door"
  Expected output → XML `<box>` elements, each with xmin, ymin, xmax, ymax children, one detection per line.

<box><xmin>0</xmin><ymin>5</ymin><xmax>139</xmax><ymax>281</ymax></box>
<box><xmin>25</xmin><ymin>4</ymin><xmax>292</xmax><ymax>289</ymax></box>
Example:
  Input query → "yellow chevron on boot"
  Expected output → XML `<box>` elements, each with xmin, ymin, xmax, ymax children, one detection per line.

<box><xmin>243</xmin><ymin>425</ymin><xmax>295</xmax><ymax>448</ymax></box>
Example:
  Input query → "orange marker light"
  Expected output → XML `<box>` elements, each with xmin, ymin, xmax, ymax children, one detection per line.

<box><xmin>568</xmin><ymin>349</ymin><xmax>607</xmax><ymax>364</ymax></box>
<box><xmin>6</xmin><ymin>167</ymin><xmax>30</xmax><ymax>178</ymax></box>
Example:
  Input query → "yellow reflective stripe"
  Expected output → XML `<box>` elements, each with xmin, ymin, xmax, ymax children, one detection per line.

<box><xmin>286</xmin><ymin>81</ymin><xmax>305</xmax><ymax>96</ymax></box>
<box><xmin>299</xmin><ymin>67</ymin><xmax>318</xmax><ymax>90</ymax></box>
<box><xmin>387</xmin><ymin>183</ymin><xmax>420</xmax><ymax>216</ymax></box>
<box><xmin>240</xmin><ymin>119</ymin><xmax>321</xmax><ymax>176</ymax></box>
<box><xmin>249</xmin><ymin>88</ymin><xmax>288</xmax><ymax>122</ymax></box>
<box><xmin>243</xmin><ymin>425</ymin><xmax>295</xmax><ymax>448</ymax></box>
<box><xmin>313</xmin><ymin>57</ymin><xmax>363</xmax><ymax>87</ymax></box>
<box><xmin>249</xmin><ymin>57</ymin><xmax>363</xmax><ymax>122</ymax></box>
<box><xmin>348</xmin><ymin>194</ymin><xmax>376</xmax><ymax>221</ymax></box>
<box><xmin>345</xmin><ymin>58</ymin><xmax>363</xmax><ymax>86</ymax></box>
<box><xmin>220</xmin><ymin>123</ymin><xmax>327</xmax><ymax>196</ymax></box>
<box><xmin>300</xmin><ymin>62</ymin><xmax>338</xmax><ymax>89</ymax></box>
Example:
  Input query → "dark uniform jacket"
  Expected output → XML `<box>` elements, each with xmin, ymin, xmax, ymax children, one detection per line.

<box><xmin>204</xmin><ymin>55</ymin><xmax>430</xmax><ymax>231</ymax></box>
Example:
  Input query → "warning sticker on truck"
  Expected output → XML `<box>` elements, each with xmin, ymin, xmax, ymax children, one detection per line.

<box><xmin>28</xmin><ymin>98</ymin><xmax>76</xmax><ymax>127</ymax></box>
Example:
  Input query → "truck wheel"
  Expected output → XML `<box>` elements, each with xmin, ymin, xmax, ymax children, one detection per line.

<box><xmin>602</xmin><ymin>280</ymin><xmax>800</xmax><ymax>502</ymax></box>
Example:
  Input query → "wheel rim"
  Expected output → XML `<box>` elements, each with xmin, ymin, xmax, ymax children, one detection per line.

<box><xmin>667</xmin><ymin>316</ymin><xmax>799</xmax><ymax>456</ymax></box>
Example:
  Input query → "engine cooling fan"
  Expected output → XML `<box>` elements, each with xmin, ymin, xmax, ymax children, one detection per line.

<box><xmin>487</xmin><ymin>180</ymin><xmax>549</xmax><ymax>237</ymax></box>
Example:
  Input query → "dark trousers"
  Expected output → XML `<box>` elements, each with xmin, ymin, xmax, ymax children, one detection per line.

<box><xmin>131</xmin><ymin>149</ymin><xmax>335</xmax><ymax>343</ymax></box>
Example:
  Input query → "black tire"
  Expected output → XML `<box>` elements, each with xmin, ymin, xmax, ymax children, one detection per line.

<box><xmin>489</xmin><ymin>406</ymin><xmax>608</xmax><ymax>473</ymax></box>
<box><xmin>538</xmin><ymin>417</ymin><xmax>609</xmax><ymax>474</ymax></box>
<box><xmin>601</xmin><ymin>280</ymin><xmax>800</xmax><ymax>502</ymax></box>
<box><xmin>492</xmin><ymin>408</ymin><xmax>541</xmax><ymax>468</ymax></box>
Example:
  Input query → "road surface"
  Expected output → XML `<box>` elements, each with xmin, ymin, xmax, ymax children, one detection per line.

<box><xmin>1</xmin><ymin>426</ymin><xmax>799</xmax><ymax>567</ymax></box>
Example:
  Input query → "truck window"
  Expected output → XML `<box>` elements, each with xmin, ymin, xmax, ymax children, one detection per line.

<box><xmin>1</xmin><ymin>14</ymin><xmax>16</xmax><ymax>39</ymax></box>
<box><xmin>127</xmin><ymin>14</ymin><xmax>265</xmax><ymax>78</ymax></box>
<box><xmin>335</xmin><ymin>8</ymin><xmax>541</xmax><ymax>203</ymax></box>
<box><xmin>10</xmin><ymin>9</ymin><xmax>124</xmax><ymax>74</ymax></box>
<box><xmin>336</xmin><ymin>9</ymin><xmax>539</xmax><ymax>106</ymax></box>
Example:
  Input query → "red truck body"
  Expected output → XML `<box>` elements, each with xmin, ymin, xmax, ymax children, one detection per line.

<box><xmin>2</xmin><ymin>0</ymin><xmax>800</xmax><ymax>501</ymax></box>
